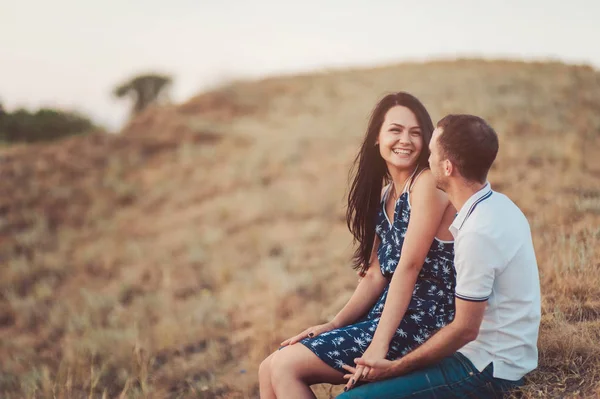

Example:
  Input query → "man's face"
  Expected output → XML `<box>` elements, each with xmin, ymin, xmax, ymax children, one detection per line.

<box><xmin>428</xmin><ymin>127</ymin><xmax>449</xmax><ymax>191</ymax></box>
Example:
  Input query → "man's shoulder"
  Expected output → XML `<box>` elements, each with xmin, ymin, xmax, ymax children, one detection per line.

<box><xmin>459</xmin><ymin>190</ymin><xmax>530</xmax><ymax>242</ymax></box>
<box><xmin>475</xmin><ymin>190</ymin><xmax>527</xmax><ymax>225</ymax></box>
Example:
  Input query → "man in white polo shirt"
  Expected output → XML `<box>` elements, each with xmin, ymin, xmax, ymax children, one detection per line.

<box><xmin>338</xmin><ymin>114</ymin><xmax>541</xmax><ymax>398</ymax></box>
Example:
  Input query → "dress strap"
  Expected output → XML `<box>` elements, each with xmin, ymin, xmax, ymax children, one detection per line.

<box><xmin>401</xmin><ymin>167</ymin><xmax>420</xmax><ymax>194</ymax></box>
<box><xmin>407</xmin><ymin>168</ymin><xmax>427</xmax><ymax>192</ymax></box>
<box><xmin>382</xmin><ymin>183</ymin><xmax>393</xmax><ymax>203</ymax></box>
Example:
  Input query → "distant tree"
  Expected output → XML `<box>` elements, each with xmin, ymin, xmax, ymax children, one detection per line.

<box><xmin>113</xmin><ymin>73</ymin><xmax>172</xmax><ymax>116</ymax></box>
<box><xmin>0</xmin><ymin>103</ymin><xmax>5</xmax><ymax>142</ymax></box>
<box><xmin>0</xmin><ymin>107</ymin><xmax>95</xmax><ymax>143</ymax></box>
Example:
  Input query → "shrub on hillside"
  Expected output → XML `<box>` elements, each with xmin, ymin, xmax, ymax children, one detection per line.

<box><xmin>113</xmin><ymin>73</ymin><xmax>172</xmax><ymax>116</ymax></box>
<box><xmin>0</xmin><ymin>107</ymin><xmax>95</xmax><ymax>143</ymax></box>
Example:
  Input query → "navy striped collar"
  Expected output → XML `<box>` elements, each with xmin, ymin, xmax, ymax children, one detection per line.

<box><xmin>450</xmin><ymin>182</ymin><xmax>493</xmax><ymax>235</ymax></box>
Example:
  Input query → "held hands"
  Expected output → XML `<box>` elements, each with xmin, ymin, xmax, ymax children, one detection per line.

<box><xmin>279</xmin><ymin>321</ymin><xmax>337</xmax><ymax>347</ymax></box>
<box><xmin>341</xmin><ymin>357</ymin><xmax>398</xmax><ymax>387</ymax></box>
<box><xmin>342</xmin><ymin>344</ymin><xmax>390</xmax><ymax>391</ymax></box>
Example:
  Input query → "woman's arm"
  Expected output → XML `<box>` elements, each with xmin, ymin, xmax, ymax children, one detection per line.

<box><xmin>282</xmin><ymin>186</ymin><xmax>391</xmax><ymax>346</ymax></box>
<box><xmin>330</xmin><ymin>236</ymin><xmax>388</xmax><ymax>328</ymax></box>
<box><xmin>282</xmin><ymin>236</ymin><xmax>387</xmax><ymax>346</ymax></box>
<box><xmin>369</xmin><ymin>170</ymin><xmax>449</xmax><ymax>351</ymax></box>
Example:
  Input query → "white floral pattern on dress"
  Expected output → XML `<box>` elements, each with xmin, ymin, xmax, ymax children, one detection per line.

<box><xmin>300</xmin><ymin>190</ymin><xmax>456</xmax><ymax>372</ymax></box>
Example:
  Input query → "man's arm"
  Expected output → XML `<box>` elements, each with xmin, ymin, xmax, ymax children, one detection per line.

<box><xmin>388</xmin><ymin>298</ymin><xmax>486</xmax><ymax>375</ymax></box>
<box><xmin>349</xmin><ymin>298</ymin><xmax>486</xmax><ymax>379</ymax></box>
<box><xmin>347</xmin><ymin>231</ymin><xmax>500</xmax><ymax>383</ymax></box>
<box><xmin>386</xmin><ymin>232</ymin><xmax>502</xmax><ymax>374</ymax></box>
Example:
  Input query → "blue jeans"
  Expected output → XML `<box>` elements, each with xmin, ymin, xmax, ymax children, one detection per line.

<box><xmin>336</xmin><ymin>352</ymin><xmax>523</xmax><ymax>399</ymax></box>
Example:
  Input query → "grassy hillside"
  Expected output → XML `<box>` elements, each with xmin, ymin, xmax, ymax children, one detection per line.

<box><xmin>1</xmin><ymin>59</ymin><xmax>600</xmax><ymax>398</ymax></box>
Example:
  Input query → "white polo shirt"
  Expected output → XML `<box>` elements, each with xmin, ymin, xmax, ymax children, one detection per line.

<box><xmin>450</xmin><ymin>183</ymin><xmax>541</xmax><ymax>381</ymax></box>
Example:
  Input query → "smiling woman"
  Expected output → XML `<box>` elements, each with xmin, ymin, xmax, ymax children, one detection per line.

<box><xmin>376</xmin><ymin>107</ymin><xmax>425</xmax><ymax>175</ymax></box>
<box><xmin>258</xmin><ymin>92</ymin><xmax>457</xmax><ymax>398</ymax></box>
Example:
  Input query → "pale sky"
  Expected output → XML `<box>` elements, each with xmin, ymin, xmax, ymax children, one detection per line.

<box><xmin>1</xmin><ymin>0</ymin><xmax>599</xmax><ymax>130</ymax></box>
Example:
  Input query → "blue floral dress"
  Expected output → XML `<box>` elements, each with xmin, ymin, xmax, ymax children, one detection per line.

<box><xmin>299</xmin><ymin>184</ymin><xmax>456</xmax><ymax>372</ymax></box>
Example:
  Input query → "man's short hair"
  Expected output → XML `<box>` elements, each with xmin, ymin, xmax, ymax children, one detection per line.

<box><xmin>437</xmin><ymin>114</ymin><xmax>499</xmax><ymax>183</ymax></box>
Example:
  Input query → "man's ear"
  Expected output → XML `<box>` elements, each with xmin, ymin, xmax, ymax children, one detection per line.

<box><xmin>443</xmin><ymin>159</ymin><xmax>453</xmax><ymax>177</ymax></box>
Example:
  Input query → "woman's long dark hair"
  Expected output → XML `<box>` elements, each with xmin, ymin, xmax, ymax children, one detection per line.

<box><xmin>346</xmin><ymin>92</ymin><xmax>434</xmax><ymax>275</ymax></box>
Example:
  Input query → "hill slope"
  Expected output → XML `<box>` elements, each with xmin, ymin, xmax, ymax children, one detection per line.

<box><xmin>1</xmin><ymin>59</ymin><xmax>600</xmax><ymax>398</ymax></box>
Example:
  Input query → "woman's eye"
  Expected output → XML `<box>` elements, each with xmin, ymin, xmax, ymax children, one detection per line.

<box><xmin>411</xmin><ymin>131</ymin><xmax>421</xmax><ymax>136</ymax></box>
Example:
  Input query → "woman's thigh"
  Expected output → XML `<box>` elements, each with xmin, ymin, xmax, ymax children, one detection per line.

<box><xmin>271</xmin><ymin>343</ymin><xmax>347</xmax><ymax>385</ymax></box>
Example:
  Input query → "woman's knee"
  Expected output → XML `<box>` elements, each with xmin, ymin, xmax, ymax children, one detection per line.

<box><xmin>270</xmin><ymin>347</ymin><xmax>303</xmax><ymax>381</ymax></box>
<box><xmin>259</xmin><ymin>358</ymin><xmax>270</xmax><ymax>379</ymax></box>
<box><xmin>259</xmin><ymin>352</ymin><xmax>275</xmax><ymax>380</ymax></box>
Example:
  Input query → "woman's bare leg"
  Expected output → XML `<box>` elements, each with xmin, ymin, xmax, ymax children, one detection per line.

<box><xmin>259</xmin><ymin>352</ymin><xmax>277</xmax><ymax>399</ymax></box>
<box><xmin>270</xmin><ymin>344</ymin><xmax>346</xmax><ymax>399</ymax></box>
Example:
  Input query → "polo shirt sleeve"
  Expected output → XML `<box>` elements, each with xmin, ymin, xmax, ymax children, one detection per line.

<box><xmin>454</xmin><ymin>232</ymin><xmax>503</xmax><ymax>302</ymax></box>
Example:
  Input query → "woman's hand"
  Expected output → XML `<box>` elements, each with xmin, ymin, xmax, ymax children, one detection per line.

<box><xmin>279</xmin><ymin>321</ymin><xmax>337</xmax><ymax>347</ymax></box>
<box><xmin>344</xmin><ymin>343</ymin><xmax>388</xmax><ymax>391</ymax></box>
<box><xmin>341</xmin><ymin>357</ymin><xmax>398</xmax><ymax>383</ymax></box>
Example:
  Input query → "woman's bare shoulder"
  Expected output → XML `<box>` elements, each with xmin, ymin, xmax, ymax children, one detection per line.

<box><xmin>411</xmin><ymin>169</ymin><xmax>434</xmax><ymax>190</ymax></box>
<box><xmin>411</xmin><ymin>169</ymin><xmax>448</xmax><ymax>203</ymax></box>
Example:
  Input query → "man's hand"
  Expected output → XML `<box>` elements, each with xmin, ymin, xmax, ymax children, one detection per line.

<box><xmin>343</xmin><ymin>344</ymin><xmax>388</xmax><ymax>390</ymax></box>
<box><xmin>341</xmin><ymin>357</ymin><xmax>401</xmax><ymax>388</ymax></box>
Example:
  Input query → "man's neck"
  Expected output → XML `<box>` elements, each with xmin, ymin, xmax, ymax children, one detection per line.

<box><xmin>446</xmin><ymin>179</ymin><xmax>487</xmax><ymax>213</ymax></box>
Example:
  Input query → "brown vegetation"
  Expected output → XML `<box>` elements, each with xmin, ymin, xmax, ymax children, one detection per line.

<box><xmin>1</xmin><ymin>59</ymin><xmax>600</xmax><ymax>398</ymax></box>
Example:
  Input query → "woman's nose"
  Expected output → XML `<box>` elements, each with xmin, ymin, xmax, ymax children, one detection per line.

<box><xmin>398</xmin><ymin>131</ymin><xmax>410</xmax><ymax>144</ymax></box>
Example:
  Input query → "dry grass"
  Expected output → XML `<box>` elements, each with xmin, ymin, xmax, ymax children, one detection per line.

<box><xmin>1</xmin><ymin>59</ymin><xmax>600</xmax><ymax>398</ymax></box>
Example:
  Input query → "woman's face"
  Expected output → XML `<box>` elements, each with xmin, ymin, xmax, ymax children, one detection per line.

<box><xmin>377</xmin><ymin>105</ymin><xmax>423</xmax><ymax>171</ymax></box>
